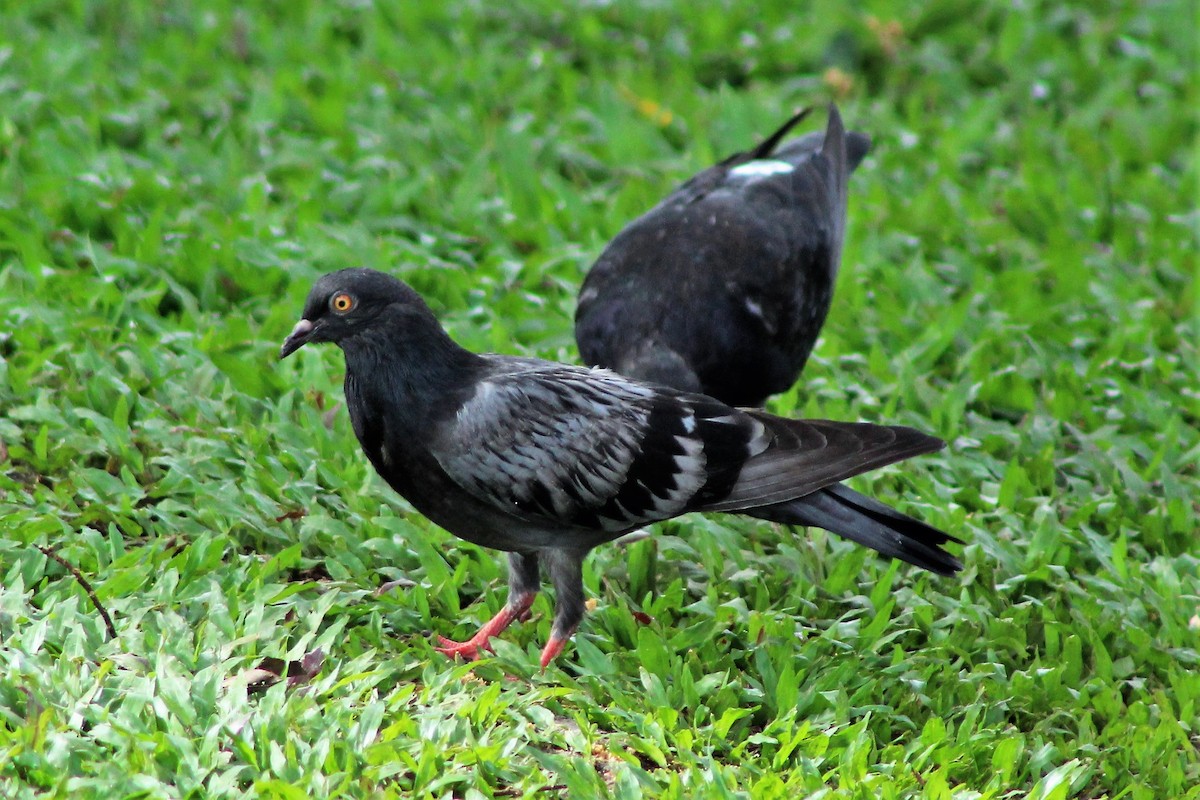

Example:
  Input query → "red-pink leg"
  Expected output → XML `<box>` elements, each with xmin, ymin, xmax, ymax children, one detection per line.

<box><xmin>434</xmin><ymin>592</ymin><xmax>536</xmax><ymax>661</ymax></box>
<box><xmin>537</xmin><ymin>549</ymin><xmax>587</xmax><ymax>670</ymax></box>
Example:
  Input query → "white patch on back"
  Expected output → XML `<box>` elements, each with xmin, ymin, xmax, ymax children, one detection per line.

<box><xmin>729</xmin><ymin>159</ymin><xmax>794</xmax><ymax>179</ymax></box>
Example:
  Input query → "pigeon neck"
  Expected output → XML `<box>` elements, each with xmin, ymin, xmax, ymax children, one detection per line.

<box><xmin>340</xmin><ymin>304</ymin><xmax>483</xmax><ymax>418</ymax></box>
<box><xmin>617</xmin><ymin>342</ymin><xmax>702</xmax><ymax>395</ymax></box>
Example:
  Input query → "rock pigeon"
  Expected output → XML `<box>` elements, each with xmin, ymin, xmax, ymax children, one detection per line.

<box><xmin>576</xmin><ymin>104</ymin><xmax>870</xmax><ymax>406</ymax></box>
<box><xmin>281</xmin><ymin>268</ymin><xmax>958</xmax><ymax>667</ymax></box>
<box><xmin>575</xmin><ymin>106</ymin><xmax>954</xmax><ymax>588</ymax></box>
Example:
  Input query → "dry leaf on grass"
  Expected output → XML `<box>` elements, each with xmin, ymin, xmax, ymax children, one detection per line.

<box><xmin>226</xmin><ymin>649</ymin><xmax>326</xmax><ymax>694</ymax></box>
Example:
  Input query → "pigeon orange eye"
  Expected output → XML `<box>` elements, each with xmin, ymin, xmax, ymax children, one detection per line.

<box><xmin>331</xmin><ymin>293</ymin><xmax>355</xmax><ymax>313</ymax></box>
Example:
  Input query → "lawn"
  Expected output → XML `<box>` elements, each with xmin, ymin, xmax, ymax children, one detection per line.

<box><xmin>0</xmin><ymin>0</ymin><xmax>1196</xmax><ymax>797</ymax></box>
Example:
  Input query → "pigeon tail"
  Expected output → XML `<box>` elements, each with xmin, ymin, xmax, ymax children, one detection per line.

<box><xmin>750</xmin><ymin>483</ymin><xmax>962</xmax><ymax>576</ymax></box>
<box><xmin>764</xmin><ymin>105</ymin><xmax>871</xmax><ymax>173</ymax></box>
<box><xmin>745</xmin><ymin>106</ymin><xmax>816</xmax><ymax>160</ymax></box>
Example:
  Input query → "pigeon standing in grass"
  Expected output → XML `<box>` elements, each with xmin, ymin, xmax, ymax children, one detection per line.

<box><xmin>575</xmin><ymin>106</ymin><xmax>951</xmax><ymax>578</ymax></box>
<box><xmin>281</xmin><ymin>268</ymin><xmax>958</xmax><ymax>667</ymax></box>
<box><xmin>576</xmin><ymin>105</ymin><xmax>871</xmax><ymax>406</ymax></box>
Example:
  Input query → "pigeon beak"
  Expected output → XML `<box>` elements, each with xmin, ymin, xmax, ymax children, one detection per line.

<box><xmin>280</xmin><ymin>319</ymin><xmax>315</xmax><ymax>359</ymax></box>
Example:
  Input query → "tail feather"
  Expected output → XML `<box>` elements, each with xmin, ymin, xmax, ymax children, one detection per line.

<box><xmin>749</xmin><ymin>483</ymin><xmax>961</xmax><ymax>575</ymax></box>
<box><xmin>771</xmin><ymin>126</ymin><xmax>872</xmax><ymax>172</ymax></box>
<box><xmin>745</xmin><ymin>105</ymin><xmax>871</xmax><ymax>173</ymax></box>
<box><xmin>747</xmin><ymin>107</ymin><xmax>815</xmax><ymax>160</ymax></box>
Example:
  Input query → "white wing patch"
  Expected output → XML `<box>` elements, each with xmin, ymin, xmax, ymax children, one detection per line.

<box><xmin>660</xmin><ymin>431</ymin><xmax>706</xmax><ymax>513</ymax></box>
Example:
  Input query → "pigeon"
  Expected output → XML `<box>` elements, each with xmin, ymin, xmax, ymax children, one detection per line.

<box><xmin>575</xmin><ymin>106</ymin><xmax>953</xmax><ymax>583</ymax></box>
<box><xmin>575</xmin><ymin>104</ymin><xmax>870</xmax><ymax>406</ymax></box>
<box><xmin>281</xmin><ymin>268</ymin><xmax>958</xmax><ymax>667</ymax></box>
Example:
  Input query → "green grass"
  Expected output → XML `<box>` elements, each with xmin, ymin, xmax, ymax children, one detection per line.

<box><xmin>0</xmin><ymin>0</ymin><xmax>1196</xmax><ymax>797</ymax></box>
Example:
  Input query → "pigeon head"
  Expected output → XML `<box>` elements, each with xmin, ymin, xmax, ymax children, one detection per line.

<box><xmin>280</xmin><ymin>268</ymin><xmax>430</xmax><ymax>358</ymax></box>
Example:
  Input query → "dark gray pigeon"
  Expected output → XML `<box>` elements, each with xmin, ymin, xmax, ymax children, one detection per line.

<box><xmin>576</xmin><ymin>104</ymin><xmax>871</xmax><ymax>406</ymax></box>
<box><xmin>281</xmin><ymin>268</ymin><xmax>958</xmax><ymax>667</ymax></box>
<box><xmin>575</xmin><ymin>107</ymin><xmax>953</xmax><ymax>589</ymax></box>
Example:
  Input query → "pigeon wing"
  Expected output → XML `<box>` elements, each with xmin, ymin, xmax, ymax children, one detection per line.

<box><xmin>429</xmin><ymin>363</ymin><xmax>942</xmax><ymax>532</ymax></box>
<box><xmin>430</xmin><ymin>364</ymin><xmax>756</xmax><ymax>533</ymax></box>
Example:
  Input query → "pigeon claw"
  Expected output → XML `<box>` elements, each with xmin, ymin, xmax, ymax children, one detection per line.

<box><xmin>432</xmin><ymin>596</ymin><xmax>537</xmax><ymax>663</ymax></box>
<box><xmin>434</xmin><ymin>635</ymin><xmax>493</xmax><ymax>661</ymax></box>
<box><xmin>539</xmin><ymin>636</ymin><xmax>568</xmax><ymax>670</ymax></box>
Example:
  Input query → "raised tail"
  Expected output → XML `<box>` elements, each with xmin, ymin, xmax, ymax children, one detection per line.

<box><xmin>765</xmin><ymin>106</ymin><xmax>872</xmax><ymax>171</ymax></box>
<box><xmin>750</xmin><ymin>482</ymin><xmax>962</xmax><ymax>575</ymax></box>
<box><xmin>746</xmin><ymin>106</ymin><xmax>816</xmax><ymax>160</ymax></box>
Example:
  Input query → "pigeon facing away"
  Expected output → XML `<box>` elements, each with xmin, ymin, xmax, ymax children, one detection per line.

<box><xmin>576</xmin><ymin>104</ymin><xmax>870</xmax><ymax>407</ymax></box>
<box><xmin>281</xmin><ymin>269</ymin><xmax>958</xmax><ymax>667</ymax></box>
<box><xmin>575</xmin><ymin>106</ymin><xmax>953</xmax><ymax>587</ymax></box>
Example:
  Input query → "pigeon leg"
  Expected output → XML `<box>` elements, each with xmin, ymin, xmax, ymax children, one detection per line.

<box><xmin>435</xmin><ymin>552</ymin><xmax>540</xmax><ymax>661</ymax></box>
<box><xmin>539</xmin><ymin>549</ymin><xmax>588</xmax><ymax>669</ymax></box>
